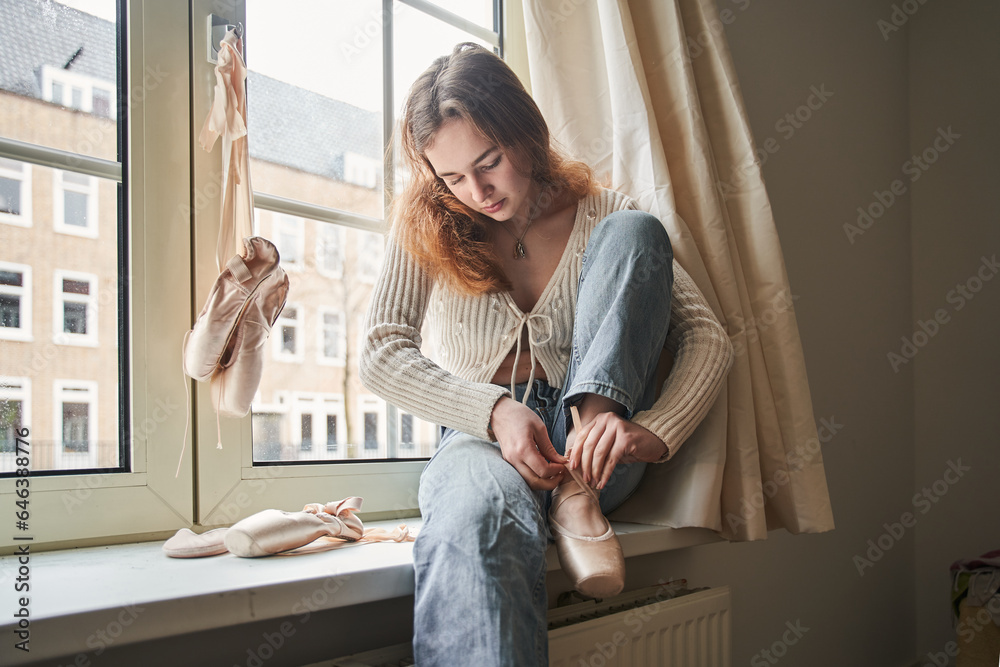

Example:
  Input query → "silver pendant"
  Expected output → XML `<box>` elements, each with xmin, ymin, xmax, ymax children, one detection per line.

<box><xmin>514</xmin><ymin>241</ymin><xmax>526</xmax><ymax>260</ymax></box>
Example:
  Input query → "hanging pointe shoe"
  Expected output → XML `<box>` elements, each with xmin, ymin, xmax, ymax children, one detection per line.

<box><xmin>549</xmin><ymin>407</ymin><xmax>625</xmax><ymax>598</ymax></box>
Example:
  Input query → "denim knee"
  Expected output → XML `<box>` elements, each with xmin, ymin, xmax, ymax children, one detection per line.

<box><xmin>417</xmin><ymin>435</ymin><xmax>547</xmax><ymax>554</ymax></box>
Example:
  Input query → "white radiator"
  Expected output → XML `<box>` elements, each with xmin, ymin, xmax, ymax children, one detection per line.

<box><xmin>548</xmin><ymin>585</ymin><xmax>732</xmax><ymax>667</ymax></box>
<box><xmin>325</xmin><ymin>585</ymin><xmax>731</xmax><ymax>667</ymax></box>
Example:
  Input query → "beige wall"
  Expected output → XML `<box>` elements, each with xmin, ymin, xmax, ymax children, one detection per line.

<box><xmin>609</xmin><ymin>1</ymin><xmax>920</xmax><ymax>665</ymax></box>
<box><xmin>910</xmin><ymin>1</ymin><xmax>1000</xmax><ymax>659</ymax></box>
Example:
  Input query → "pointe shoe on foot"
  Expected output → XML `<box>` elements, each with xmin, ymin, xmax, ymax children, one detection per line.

<box><xmin>549</xmin><ymin>475</ymin><xmax>625</xmax><ymax>598</ymax></box>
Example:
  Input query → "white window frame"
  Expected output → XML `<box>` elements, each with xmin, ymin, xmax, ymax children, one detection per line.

<box><xmin>0</xmin><ymin>158</ymin><xmax>32</xmax><ymax>227</ymax></box>
<box><xmin>0</xmin><ymin>1</ymin><xmax>199</xmax><ymax>552</ymax></box>
<box><xmin>317</xmin><ymin>307</ymin><xmax>346</xmax><ymax>366</ymax></box>
<box><xmin>53</xmin><ymin>269</ymin><xmax>99</xmax><ymax>347</ymax></box>
<box><xmin>0</xmin><ymin>261</ymin><xmax>32</xmax><ymax>342</ymax></box>
<box><xmin>53</xmin><ymin>379</ymin><xmax>99</xmax><ymax>470</ymax></box>
<box><xmin>40</xmin><ymin>64</ymin><xmax>117</xmax><ymax>119</ymax></box>
<box><xmin>315</xmin><ymin>221</ymin><xmax>344</xmax><ymax>279</ymax></box>
<box><xmin>273</xmin><ymin>213</ymin><xmax>305</xmax><ymax>272</ymax></box>
<box><xmin>53</xmin><ymin>169</ymin><xmax>100</xmax><ymax>238</ymax></box>
<box><xmin>187</xmin><ymin>0</ymin><xmax>507</xmax><ymax>531</ymax></box>
<box><xmin>0</xmin><ymin>377</ymin><xmax>31</xmax><ymax>473</ymax></box>
<box><xmin>271</xmin><ymin>301</ymin><xmax>304</xmax><ymax>362</ymax></box>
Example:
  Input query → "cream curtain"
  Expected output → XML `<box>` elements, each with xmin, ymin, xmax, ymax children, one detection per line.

<box><xmin>522</xmin><ymin>0</ymin><xmax>835</xmax><ymax>540</ymax></box>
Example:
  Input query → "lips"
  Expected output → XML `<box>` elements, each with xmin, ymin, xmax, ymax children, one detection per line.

<box><xmin>482</xmin><ymin>199</ymin><xmax>504</xmax><ymax>214</ymax></box>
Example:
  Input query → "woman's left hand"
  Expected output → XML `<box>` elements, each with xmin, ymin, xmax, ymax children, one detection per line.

<box><xmin>568</xmin><ymin>412</ymin><xmax>668</xmax><ymax>490</ymax></box>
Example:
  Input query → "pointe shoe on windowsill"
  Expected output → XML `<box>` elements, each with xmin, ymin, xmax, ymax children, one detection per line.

<box><xmin>224</xmin><ymin>497</ymin><xmax>365</xmax><ymax>557</ymax></box>
<box><xmin>549</xmin><ymin>475</ymin><xmax>625</xmax><ymax>599</ymax></box>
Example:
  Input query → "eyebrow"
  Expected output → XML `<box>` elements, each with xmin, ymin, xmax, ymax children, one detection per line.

<box><xmin>435</xmin><ymin>147</ymin><xmax>499</xmax><ymax>178</ymax></box>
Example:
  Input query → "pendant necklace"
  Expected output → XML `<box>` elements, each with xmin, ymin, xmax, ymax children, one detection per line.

<box><xmin>497</xmin><ymin>187</ymin><xmax>547</xmax><ymax>260</ymax></box>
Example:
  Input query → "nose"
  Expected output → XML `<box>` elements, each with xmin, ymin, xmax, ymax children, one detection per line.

<box><xmin>469</xmin><ymin>174</ymin><xmax>491</xmax><ymax>204</ymax></box>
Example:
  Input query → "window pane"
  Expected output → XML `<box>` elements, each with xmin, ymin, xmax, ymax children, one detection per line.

<box><xmin>326</xmin><ymin>415</ymin><xmax>337</xmax><ymax>452</ymax></box>
<box><xmin>64</xmin><ymin>191</ymin><xmax>89</xmax><ymax>227</ymax></box>
<box><xmin>0</xmin><ymin>0</ymin><xmax>119</xmax><ymax>161</ymax></box>
<box><xmin>246</xmin><ymin>0</ymin><xmax>383</xmax><ymax>219</ymax></box>
<box><xmin>363</xmin><ymin>412</ymin><xmax>378</xmax><ymax>450</ymax></box>
<box><xmin>424</xmin><ymin>0</ymin><xmax>495</xmax><ymax>31</ymax></box>
<box><xmin>63</xmin><ymin>278</ymin><xmax>90</xmax><ymax>294</ymax></box>
<box><xmin>252</xmin><ymin>413</ymin><xmax>283</xmax><ymax>461</ymax></box>
<box><xmin>0</xmin><ymin>295</ymin><xmax>19</xmax><ymax>328</ymax></box>
<box><xmin>62</xmin><ymin>402</ymin><xmax>89</xmax><ymax>452</ymax></box>
<box><xmin>0</xmin><ymin>3</ymin><xmax>124</xmax><ymax>474</ymax></box>
<box><xmin>300</xmin><ymin>413</ymin><xmax>312</xmax><ymax>451</ymax></box>
<box><xmin>0</xmin><ymin>177</ymin><xmax>20</xmax><ymax>215</ymax></box>
<box><xmin>0</xmin><ymin>399</ymin><xmax>22</xmax><ymax>453</ymax></box>
<box><xmin>0</xmin><ymin>270</ymin><xmax>22</xmax><ymax>287</ymax></box>
<box><xmin>64</xmin><ymin>302</ymin><xmax>88</xmax><ymax>334</ymax></box>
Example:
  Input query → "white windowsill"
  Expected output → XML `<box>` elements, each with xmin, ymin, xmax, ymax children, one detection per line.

<box><xmin>0</xmin><ymin>519</ymin><xmax>719</xmax><ymax>664</ymax></box>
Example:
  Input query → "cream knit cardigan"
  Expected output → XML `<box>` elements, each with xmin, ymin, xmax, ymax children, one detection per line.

<box><xmin>360</xmin><ymin>188</ymin><xmax>733</xmax><ymax>460</ymax></box>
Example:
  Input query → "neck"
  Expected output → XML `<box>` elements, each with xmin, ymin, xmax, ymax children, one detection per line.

<box><xmin>510</xmin><ymin>183</ymin><xmax>546</xmax><ymax>229</ymax></box>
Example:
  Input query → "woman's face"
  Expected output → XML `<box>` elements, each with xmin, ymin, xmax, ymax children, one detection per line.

<box><xmin>424</xmin><ymin>117</ymin><xmax>535</xmax><ymax>224</ymax></box>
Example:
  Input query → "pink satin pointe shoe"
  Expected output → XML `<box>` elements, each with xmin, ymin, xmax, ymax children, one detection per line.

<box><xmin>549</xmin><ymin>475</ymin><xmax>625</xmax><ymax>598</ymax></box>
<box><xmin>162</xmin><ymin>527</ymin><xmax>229</xmax><ymax>558</ymax></box>
<box><xmin>224</xmin><ymin>497</ymin><xmax>365</xmax><ymax>557</ymax></box>
<box><xmin>550</xmin><ymin>405</ymin><xmax>625</xmax><ymax>598</ymax></box>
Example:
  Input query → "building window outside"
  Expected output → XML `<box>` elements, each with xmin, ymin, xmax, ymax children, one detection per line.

<box><xmin>0</xmin><ymin>263</ymin><xmax>32</xmax><ymax>342</ymax></box>
<box><xmin>0</xmin><ymin>378</ymin><xmax>30</xmax><ymax>471</ymax></box>
<box><xmin>300</xmin><ymin>413</ymin><xmax>313</xmax><ymax>451</ymax></box>
<box><xmin>318</xmin><ymin>308</ymin><xmax>346</xmax><ymax>365</ymax></box>
<box><xmin>0</xmin><ymin>158</ymin><xmax>32</xmax><ymax>227</ymax></box>
<box><xmin>53</xmin><ymin>380</ymin><xmax>98</xmax><ymax>469</ymax></box>
<box><xmin>54</xmin><ymin>170</ymin><xmax>99</xmax><ymax>238</ymax></box>
<box><xmin>343</xmin><ymin>152</ymin><xmax>379</xmax><ymax>189</ymax></box>
<box><xmin>273</xmin><ymin>214</ymin><xmax>304</xmax><ymax>270</ymax></box>
<box><xmin>40</xmin><ymin>65</ymin><xmax>116</xmax><ymax>118</ymax></box>
<box><xmin>363</xmin><ymin>412</ymin><xmax>378</xmax><ymax>451</ymax></box>
<box><xmin>400</xmin><ymin>413</ymin><xmax>414</xmax><ymax>450</ymax></box>
<box><xmin>326</xmin><ymin>414</ymin><xmax>338</xmax><ymax>453</ymax></box>
<box><xmin>316</xmin><ymin>222</ymin><xmax>343</xmax><ymax>278</ymax></box>
<box><xmin>356</xmin><ymin>230</ymin><xmax>384</xmax><ymax>283</ymax></box>
<box><xmin>252</xmin><ymin>412</ymin><xmax>284</xmax><ymax>461</ymax></box>
<box><xmin>272</xmin><ymin>304</ymin><xmax>303</xmax><ymax>362</ymax></box>
<box><xmin>54</xmin><ymin>270</ymin><xmax>98</xmax><ymax>347</ymax></box>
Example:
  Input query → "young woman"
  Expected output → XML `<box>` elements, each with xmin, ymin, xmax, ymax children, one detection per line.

<box><xmin>361</xmin><ymin>43</ymin><xmax>732</xmax><ymax>667</ymax></box>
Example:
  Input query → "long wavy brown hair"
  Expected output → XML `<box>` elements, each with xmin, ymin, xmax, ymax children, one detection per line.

<box><xmin>392</xmin><ymin>42</ymin><xmax>598</xmax><ymax>295</ymax></box>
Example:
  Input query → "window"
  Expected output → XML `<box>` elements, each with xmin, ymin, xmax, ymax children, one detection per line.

<box><xmin>356</xmin><ymin>230</ymin><xmax>384</xmax><ymax>283</ymax></box>
<box><xmin>0</xmin><ymin>157</ymin><xmax>32</xmax><ymax>227</ymax></box>
<box><xmin>272</xmin><ymin>304</ymin><xmax>303</xmax><ymax>361</ymax></box>
<box><xmin>326</xmin><ymin>414</ymin><xmax>338</xmax><ymax>453</ymax></box>
<box><xmin>400</xmin><ymin>413</ymin><xmax>414</xmax><ymax>451</ymax></box>
<box><xmin>344</xmin><ymin>152</ymin><xmax>379</xmax><ymax>189</ymax></box>
<box><xmin>300</xmin><ymin>413</ymin><xmax>313</xmax><ymax>451</ymax></box>
<box><xmin>53</xmin><ymin>270</ymin><xmax>99</xmax><ymax>347</ymax></box>
<box><xmin>0</xmin><ymin>262</ymin><xmax>32</xmax><ymax>342</ymax></box>
<box><xmin>318</xmin><ymin>308</ymin><xmax>346</xmax><ymax>365</ymax></box>
<box><xmin>273</xmin><ymin>213</ymin><xmax>304</xmax><ymax>270</ymax></box>
<box><xmin>40</xmin><ymin>64</ymin><xmax>117</xmax><ymax>118</ymax></box>
<box><xmin>53</xmin><ymin>380</ymin><xmax>99</xmax><ymax>469</ymax></box>
<box><xmin>0</xmin><ymin>378</ymin><xmax>30</xmax><ymax>471</ymax></box>
<box><xmin>316</xmin><ymin>222</ymin><xmax>343</xmax><ymax>278</ymax></box>
<box><xmin>54</xmin><ymin>170</ymin><xmax>100</xmax><ymax>237</ymax></box>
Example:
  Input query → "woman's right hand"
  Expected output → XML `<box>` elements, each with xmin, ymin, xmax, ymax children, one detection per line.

<box><xmin>490</xmin><ymin>397</ymin><xmax>567</xmax><ymax>490</ymax></box>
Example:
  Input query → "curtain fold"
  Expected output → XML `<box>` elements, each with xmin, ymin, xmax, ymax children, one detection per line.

<box><xmin>522</xmin><ymin>0</ymin><xmax>834</xmax><ymax>540</ymax></box>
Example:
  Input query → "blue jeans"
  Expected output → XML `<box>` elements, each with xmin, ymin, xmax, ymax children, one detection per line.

<box><xmin>413</xmin><ymin>210</ymin><xmax>674</xmax><ymax>667</ymax></box>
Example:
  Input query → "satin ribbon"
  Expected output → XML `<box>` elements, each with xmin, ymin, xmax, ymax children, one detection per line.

<box><xmin>507</xmin><ymin>310</ymin><xmax>553</xmax><ymax>403</ymax></box>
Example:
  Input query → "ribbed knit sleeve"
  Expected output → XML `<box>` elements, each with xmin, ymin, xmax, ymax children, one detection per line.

<box><xmin>631</xmin><ymin>261</ymin><xmax>734</xmax><ymax>460</ymax></box>
<box><xmin>359</xmin><ymin>236</ymin><xmax>511</xmax><ymax>441</ymax></box>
